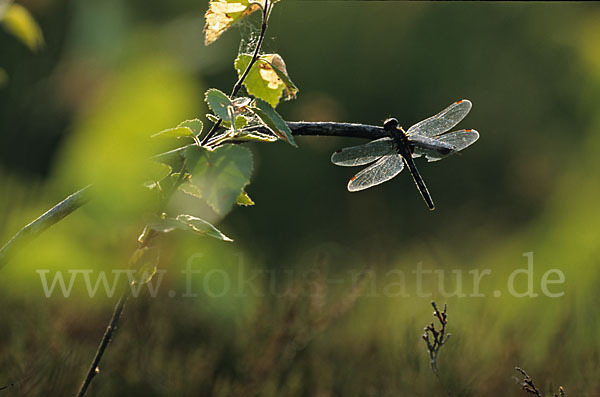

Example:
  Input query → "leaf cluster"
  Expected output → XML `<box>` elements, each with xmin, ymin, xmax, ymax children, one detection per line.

<box><xmin>140</xmin><ymin>0</ymin><xmax>298</xmax><ymax>248</ymax></box>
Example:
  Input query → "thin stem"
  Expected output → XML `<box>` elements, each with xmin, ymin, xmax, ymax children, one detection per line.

<box><xmin>229</xmin><ymin>1</ymin><xmax>269</xmax><ymax>98</ymax></box>
<box><xmin>0</xmin><ymin>185</ymin><xmax>91</xmax><ymax>270</ymax></box>
<box><xmin>76</xmin><ymin>290</ymin><xmax>129</xmax><ymax>397</ymax></box>
<box><xmin>200</xmin><ymin>0</ymin><xmax>270</xmax><ymax>146</ymax></box>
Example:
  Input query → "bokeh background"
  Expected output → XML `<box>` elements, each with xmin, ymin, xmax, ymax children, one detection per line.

<box><xmin>2</xmin><ymin>1</ymin><xmax>600</xmax><ymax>395</ymax></box>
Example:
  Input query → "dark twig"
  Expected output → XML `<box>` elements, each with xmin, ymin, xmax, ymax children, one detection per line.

<box><xmin>285</xmin><ymin>121</ymin><xmax>386</xmax><ymax>139</ymax></box>
<box><xmin>514</xmin><ymin>367</ymin><xmax>543</xmax><ymax>396</ymax></box>
<box><xmin>76</xmin><ymin>290</ymin><xmax>129</xmax><ymax>397</ymax></box>
<box><xmin>422</xmin><ymin>301</ymin><xmax>452</xmax><ymax>397</ymax></box>
<box><xmin>0</xmin><ymin>381</ymin><xmax>14</xmax><ymax>391</ymax></box>
<box><xmin>0</xmin><ymin>185</ymin><xmax>91</xmax><ymax>270</ymax></box>
<box><xmin>202</xmin><ymin>120</ymin><xmax>387</xmax><ymax>148</ymax></box>
<box><xmin>422</xmin><ymin>301</ymin><xmax>451</xmax><ymax>376</ymax></box>
<box><xmin>200</xmin><ymin>0</ymin><xmax>271</xmax><ymax>146</ymax></box>
<box><xmin>514</xmin><ymin>367</ymin><xmax>567</xmax><ymax>397</ymax></box>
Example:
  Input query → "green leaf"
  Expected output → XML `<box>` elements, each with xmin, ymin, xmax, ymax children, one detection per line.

<box><xmin>249</xmin><ymin>99</ymin><xmax>296</xmax><ymax>147</ymax></box>
<box><xmin>178</xmin><ymin>181</ymin><xmax>202</xmax><ymax>198</ymax></box>
<box><xmin>182</xmin><ymin>144</ymin><xmax>206</xmax><ymax>170</ymax></box>
<box><xmin>233</xmin><ymin>131</ymin><xmax>277</xmax><ymax>143</ymax></box>
<box><xmin>148</xmin><ymin>214</ymin><xmax>232</xmax><ymax>241</ymax></box>
<box><xmin>176</xmin><ymin>214</ymin><xmax>233</xmax><ymax>241</ymax></box>
<box><xmin>265</xmin><ymin>55</ymin><xmax>299</xmax><ymax>101</ymax></box>
<box><xmin>146</xmin><ymin>161</ymin><xmax>172</xmax><ymax>181</ymax></box>
<box><xmin>152</xmin><ymin>126</ymin><xmax>195</xmax><ymax>139</ymax></box>
<box><xmin>234</xmin><ymin>54</ymin><xmax>285</xmax><ymax>107</ymax></box>
<box><xmin>234</xmin><ymin>115</ymin><xmax>248</xmax><ymax>130</ymax></box>
<box><xmin>153</xmin><ymin>119</ymin><xmax>203</xmax><ymax>140</ymax></box>
<box><xmin>178</xmin><ymin>119</ymin><xmax>204</xmax><ymax>136</ymax></box>
<box><xmin>1</xmin><ymin>3</ymin><xmax>44</xmax><ymax>52</ymax></box>
<box><xmin>153</xmin><ymin>146</ymin><xmax>187</xmax><ymax>171</ymax></box>
<box><xmin>206</xmin><ymin>113</ymin><xmax>219</xmax><ymax>124</ymax></box>
<box><xmin>205</xmin><ymin>88</ymin><xmax>232</xmax><ymax>120</ymax></box>
<box><xmin>236</xmin><ymin>190</ymin><xmax>255</xmax><ymax>206</ymax></box>
<box><xmin>184</xmin><ymin>144</ymin><xmax>253</xmax><ymax>216</ymax></box>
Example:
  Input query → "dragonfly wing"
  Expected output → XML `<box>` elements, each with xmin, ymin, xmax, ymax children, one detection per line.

<box><xmin>347</xmin><ymin>153</ymin><xmax>404</xmax><ymax>192</ymax></box>
<box><xmin>410</xmin><ymin>135</ymin><xmax>454</xmax><ymax>160</ymax></box>
<box><xmin>406</xmin><ymin>99</ymin><xmax>472</xmax><ymax>138</ymax></box>
<box><xmin>424</xmin><ymin>129</ymin><xmax>480</xmax><ymax>162</ymax></box>
<box><xmin>331</xmin><ymin>137</ymin><xmax>394</xmax><ymax>167</ymax></box>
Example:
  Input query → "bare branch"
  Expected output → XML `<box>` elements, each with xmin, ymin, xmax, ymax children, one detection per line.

<box><xmin>76</xmin><ymin>290</ymin><xmax>129</xmax><ymax>397</ymax></box>
<box><xmin>514</xmin><ymin>367</ymin><xmax>567</xmax><ymax>397</ymax></box>
<box><xmin>204</xmin><ymin>120</ymin><xmax>386</xmax><ymax>148</ymax></box>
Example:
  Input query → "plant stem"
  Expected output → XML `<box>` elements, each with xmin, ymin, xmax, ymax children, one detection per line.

<box><xmin>0</xmin><ymin>185</ymin><xmax>91</xmax><ymax>270</ymax></box>
<box><xmin>205</xmin><ymin>121</ymin><xmax>387</xmax><ymax>147</ymax></box>
<box><xmin>76</xmin><ymin>290</ymin><xmax>129</xmax><ymax>397</ymax></box>
<box><xmin>200</xmin><ymin>0</ymin><xmax>270</xmax><ymax>146</ymax></box>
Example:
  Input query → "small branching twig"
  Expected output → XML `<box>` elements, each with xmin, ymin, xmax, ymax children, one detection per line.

<box><xmin>422</xmin><ymin>301</ymin><xmax>451</xmax><ymax>376</ymax></box>
<box><xmin>422</xmin><ymin>301</ymin><xmax>452</xmax><ymax>397</ymax></box>
<box><xmin>514</xmin><ymin>367</ymin><xmax>543</xmax><ymax>396</ymax></box>
<box><xmin>514</xmin><ymin>367</ymin><xmax>567</xmax><ymax>397</ymax></box>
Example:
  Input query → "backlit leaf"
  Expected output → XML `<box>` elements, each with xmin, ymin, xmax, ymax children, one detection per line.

<box><xmin>228</xmin><ymin>130</ymin><xmax>278</xmax><ymax>143</ymax></box>
<box><xmin>184</xmin><ymin>144</ymin><xmax>253</xmax><ymax>216</ymax></box>
<box><xmin>206</xmin><ymin>113</ymin><xmax>220</xmax><ymax>123</ymax></box>
<box><xmin>145</xmin><ymin>161</ymin><xmax>172</xmax><ymax>181</ymax></box>
<box><xmin>178</xmin><ymin>181</ymin><xmax>203</xmax><ymax>199</ymax></box>
<box><xmin>204</xmin><ymin>0</ymin><xmax>263</xmax><ymax>46</ymax></box>
<box><xmin>151</xmin><ymin>126</ymin><xmax>195</xmax><ymax>139</ymax></box>
<box><xmin>236</xmin><ymin>190</ymin><xmax>255</xmax><ymax>206</ymax></box>
<box><xmin>147</xmin><ymin>214</ymin><xmax>232</xmax><ymax>241</ymax></box>
<box><xmin>178</xmin><ymin>119</ymin><xmax>204</xmax><ymax>136</ymax></box>
<box><xmin>1</xmin><ymin>3</ymin><xmax>44</xmax><ymax>52</ymax></box>
<box><xmin>152</xmin><ymin>146</ymin><xmax>187</xmax><ymax>171</ymax></box>
<box><xmin>235</xmin><ymin>54</ymin><xmax>284</xmax><ymax>107</ymax></box>
<box><xmin>205</xmin><ymin>88</ymin><xmax>232</xmax><ymax>120</ymax></box>
<box><xmin>264</xmin><ymin>54</ymin><xmax>298</xmax><ymax>101</ymax></box>
<box><xmin>249</xmin><ymin>98</ymin><xmax>296</xmax><ymax>146</ymax></box>
<box><xmin>176</xmin><ymin>214</ymin><xmax>233</xmax><ymax>241</ymax></box>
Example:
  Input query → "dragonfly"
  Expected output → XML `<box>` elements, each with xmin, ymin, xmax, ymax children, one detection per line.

<box><xmin>331</xmin><ymin>99</ymin><xmax>479</xmax><ymax>210</ymax></box>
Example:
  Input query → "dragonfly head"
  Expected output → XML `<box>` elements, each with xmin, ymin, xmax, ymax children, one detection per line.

<box><xmin>383</xmin><ymin>117</ymin><xmax>399</xmax><ymax>131</ymax></box>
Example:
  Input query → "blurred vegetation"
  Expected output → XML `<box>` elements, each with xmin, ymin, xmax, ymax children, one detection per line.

<box><xmin>2</xmin><ymin>1</ymin><xmax>600</xmax><ymax>395</ymax></box>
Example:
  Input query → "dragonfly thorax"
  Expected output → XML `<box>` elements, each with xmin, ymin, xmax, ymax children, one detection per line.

<box><xmin>383</xmin><ymin>117</ymin><xmax>399</xmax><ymax>130</ymax></box>
<box><xmin>383</xmin><ymin>118</ymin><xmax>411</xmax><ymax>153</ymax></box>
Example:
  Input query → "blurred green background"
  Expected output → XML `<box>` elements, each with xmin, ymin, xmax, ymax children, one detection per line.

<box><xmin>2</xmin><ymin>1</ymin><xmax>600</xmax><ymax>395</ymax></box>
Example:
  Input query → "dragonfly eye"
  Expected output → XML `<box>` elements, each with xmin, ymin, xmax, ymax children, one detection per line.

<box><xmin>383</xmin><ymin>118</ymin><xmax>399</xmax><ymax>131</ymax></box>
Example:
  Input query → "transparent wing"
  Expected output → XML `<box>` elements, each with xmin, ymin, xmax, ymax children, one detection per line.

<box><xmin>331</xmin><ymin>137</ymin><xmax>394</xmax><ymax>167</ymax></box>
<box><xmin>410</xmin><ymin>135</ymin><xmax>454</xmax><ymax>159</ymax></box>
<box><xmin>347</xmin><ymin>153</ymin><xmax>404</xmax><ymax>192</ymax></box>
<box><xmin>406</xmin><ymin>99</ymin><xmax>472</xmax><ymax>138</ymax></box>
<box><xmin>421</xmin><ymin>129</ymin><xmax>480</xmax><ymax>162</ymax></box>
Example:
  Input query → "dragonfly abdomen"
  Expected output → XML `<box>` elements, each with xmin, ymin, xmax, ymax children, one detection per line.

<box><xmin>402</xmin><ymin>156</ymin><xmax>435</xmax><ymax>210</ymax></box>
